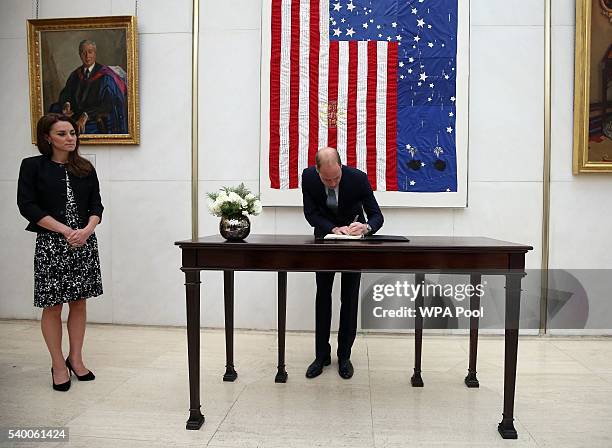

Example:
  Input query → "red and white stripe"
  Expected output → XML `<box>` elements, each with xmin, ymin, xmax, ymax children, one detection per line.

<box><xmin>269</xmin><ymin>0</ymin><xmax>398</xmax><ymax>191</ymax></box>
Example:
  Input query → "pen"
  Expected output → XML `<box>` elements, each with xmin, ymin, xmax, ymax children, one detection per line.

<box><xmin>351</xmin><ymin>214</ymin><xmax>359</xmax><ymax>224</ymax></box>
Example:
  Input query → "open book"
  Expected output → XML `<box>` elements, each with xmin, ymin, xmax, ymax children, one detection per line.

<box><xmin>323</xmin><ymin>234</ymin><xmax>364</xmax><ymax>240</ymax></box>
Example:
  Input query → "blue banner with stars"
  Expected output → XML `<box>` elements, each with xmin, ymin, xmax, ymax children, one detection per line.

<box><xmin>329</xmin><ymin>0</ymin><xmax>458</xmax><ymax>192</ymax></box>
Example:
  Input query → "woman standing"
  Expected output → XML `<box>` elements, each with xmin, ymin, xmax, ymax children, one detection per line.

<box><xmin>17</xmin><ymin>113</ymin><xmax>104</xmax><ymax>391</ymax></box>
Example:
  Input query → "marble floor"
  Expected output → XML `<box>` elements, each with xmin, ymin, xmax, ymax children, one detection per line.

<box><xmin>1</xmin><ymin>320</ymin><xmax>611</xmax><ymax>448</ymax></box>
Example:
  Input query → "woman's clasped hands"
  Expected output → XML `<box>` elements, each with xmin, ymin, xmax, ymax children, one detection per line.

<box><xmin>62</xmin><ymin>227</ymin><xmax>91</xmax><ymax>248</ymax></box>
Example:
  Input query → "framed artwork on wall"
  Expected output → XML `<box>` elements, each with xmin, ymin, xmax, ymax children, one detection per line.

<box><xmin>27</xmin><ymin>16</ymin><xmax>139</xmax><ymax>145</ymax></box>
<box><xmin>574</xmin><ymin>0</ymin><xmax>612</xmax><ymax>172</ymax></box>
<box><xmin>259</xmin><ymin>0</ymin><xmax>470</xmax><ymax>207</ymax></box>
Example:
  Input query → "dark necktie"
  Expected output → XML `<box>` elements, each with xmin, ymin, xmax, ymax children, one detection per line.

<box><xmin>326</xmin><ymin>188</ymin><xmax>338</xmax><ymax>213</ymax></box>
<box><xmin>85</xmin><ymin>68</ymin><xmax>90</xmax><ymax>79</ymax></box>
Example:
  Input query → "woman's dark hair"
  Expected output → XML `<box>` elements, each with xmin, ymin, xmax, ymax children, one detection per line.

<box><xmin>36</xmin><ymin>113</ymin><xmax>93</xmax><ymax>177</ymax></box>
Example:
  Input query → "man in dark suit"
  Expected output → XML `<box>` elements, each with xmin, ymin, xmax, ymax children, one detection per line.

<box><xmin>301</xmin><ymin>147</ymin><xmax>384</xmax><ymax>379</ymax></box>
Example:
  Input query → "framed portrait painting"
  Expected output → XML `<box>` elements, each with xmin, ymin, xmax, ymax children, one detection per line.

<box><xmin>27</xmin><ymin>16</ymin><xmax>139</xmax><ymax>145</ymax></box>
<box><xmin>574</xmin><ymin>0</ymin><xmax>612</xmax><ymax>172</ymax></box>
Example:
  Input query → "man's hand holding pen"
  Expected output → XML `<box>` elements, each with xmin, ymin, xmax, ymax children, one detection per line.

<box><xmin>348</xmin><ymin>214</ymin><xmax>368</xmax><ymax>236</ymax></box>
<box><xmin>331</xmin><ymin>215</ymin><xmax>368</xmax><ymax>236</ymax></box>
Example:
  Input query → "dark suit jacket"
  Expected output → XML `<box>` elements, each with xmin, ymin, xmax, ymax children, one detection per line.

<box><xmin>17</xmin><ymin>155</ymin><xmax>104</xmax><ymax>233</ymax></box>
<box><xmin>302</xmin><ymin>165</ymin><xmax>383</xmax><ymax>238</ymax></box>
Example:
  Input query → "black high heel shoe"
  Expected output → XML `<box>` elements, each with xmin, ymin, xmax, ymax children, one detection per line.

<box><xmin>51</xmin><ymin>367</ymin><xmax>71</xmax><ymax>391</ymax></box>
<box><xmin>66</xmin><ymin>357</ymin><xmax>95</xmax><ymax>381</ymax></box>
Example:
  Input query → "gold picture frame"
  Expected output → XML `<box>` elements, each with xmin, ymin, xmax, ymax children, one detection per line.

<box><xmin>573</xmin><ymin>0</ymin><xmax>612</xmax><ymax>172</ymax></box>
<box><xmin>27</xmin><ymin>16</ymin><xmax>139</xmax><ymax>145</ymax></box>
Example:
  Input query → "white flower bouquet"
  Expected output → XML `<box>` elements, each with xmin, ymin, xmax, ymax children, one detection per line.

<box><xmin>206</xmin><ymin>183</ymin><xmax>262</xmax><ymax>218</ymax></box>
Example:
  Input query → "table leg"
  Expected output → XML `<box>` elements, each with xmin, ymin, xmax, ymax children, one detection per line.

<box><xmin>223</xmin><ymin>270</ymin><xmax>238</xmax><ymax>382</ymax></box>
<box><xmin>185</xmin><ymin>270</ymin><xmax>205</xmax><ymax>430</ymax></box>
<box><xmin>465</xmin><ymin>273</ymin><xmax>482</xmax><ymax>388</ymax></box>
<box><xmin>275</xmin><ymin>271</ymin><xmax>288</xmax><ymax>383</ymax></box>
<box><xmin>498</xmin><ymin>273</ymin><xmax>523</xmax><ymax>439</ymax></box>
<box><xmin>411</xmin><ymin>273</ymin><xmax>425</xmax><ymax>387</ymax></box>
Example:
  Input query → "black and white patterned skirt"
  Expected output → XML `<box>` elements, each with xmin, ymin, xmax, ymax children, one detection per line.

<box><xmin>34</xmin><ymin>232</ymin><xmax>103</xmax><ymax>308</ymax></box>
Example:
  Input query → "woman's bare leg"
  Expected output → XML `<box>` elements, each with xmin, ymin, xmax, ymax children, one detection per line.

<box><xmin>41</xmin><ymin>303</ymin><xmax>69</xmax><ymax>384</ymax></box>
<box><xmin>67</xmin><ymin>298</ymin><xmax>91</xmax><ymax>375</ymax></box>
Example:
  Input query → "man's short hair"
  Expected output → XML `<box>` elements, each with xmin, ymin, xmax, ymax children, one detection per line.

<box><xmin>315</xmin><ymin>148</ymin><xmax>341</xmax><ymax>170</ymax></box>
<box><xmin>78</xmin><ymin>39</ymin><xmax>97</xmax><ymax>54</ymax></box>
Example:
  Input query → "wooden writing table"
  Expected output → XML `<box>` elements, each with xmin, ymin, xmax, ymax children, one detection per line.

<box><xmin>175</xmin><ymin>235</ymin><xmax>532</xmax><ymax>439</ymax></box>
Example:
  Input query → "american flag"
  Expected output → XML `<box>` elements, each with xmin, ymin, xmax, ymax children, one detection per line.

<box><xmin>268</xmin><ymin>0</ymin><xmax>458</xmax><ymax>193</ymax></box>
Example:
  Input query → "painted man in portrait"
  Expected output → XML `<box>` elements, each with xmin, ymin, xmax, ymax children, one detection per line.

<box><xmin>49</xmin><ymin>39</ymin><xmax>128</xmax><ymax>134</ymax></box>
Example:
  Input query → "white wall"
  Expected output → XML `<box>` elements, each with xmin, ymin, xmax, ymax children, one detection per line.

<box><xmin>0</xmin><ymin>0</ymin><xmax>193</xmax><ymax>325</ymax></box>
<box><xmin>3</xmin><ymin>0</ymin><xmax>605</xmax><ymax>332</ymax></box>
<box><xmin>195</xmin><ymin>0</ymin><xmax>545</xmax><ymax>331</ymax></box>
<box><xmin>550</xmin><ymin>0</ymin><xmax>612</xmax><ymax>270</ymax></box>
<box><xmin>548</xmin><ymin>0</ymin><xmax>612</xmax><ymax>333</ymax></box>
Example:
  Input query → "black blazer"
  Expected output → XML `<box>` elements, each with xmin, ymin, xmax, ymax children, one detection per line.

<box><xmin>302</xmin><ymin>165</ymin><xmax>384</xmax><ymax>238</ymax></box>
<box><xmin>17</xmin><ymin>155</ymin><xmax>104</xmax><ymax>233</ymax></box>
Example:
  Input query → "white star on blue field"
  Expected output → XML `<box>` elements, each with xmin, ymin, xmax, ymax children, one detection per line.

<box><xmin>329</xmin><ymin>0</ymin><xmax>458</xmax><ymax>192</ymax></box>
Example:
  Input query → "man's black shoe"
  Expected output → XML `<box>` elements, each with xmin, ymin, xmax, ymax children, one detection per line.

<box><xmin>338</xmin><ymin>358</ymin><xmax>354</xmax><ymax>379</ymax></box>
<box><xmin>305</xmin><ymin>355</ymin><xmax>331</xmax><ymax>378</ymax></box>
